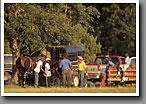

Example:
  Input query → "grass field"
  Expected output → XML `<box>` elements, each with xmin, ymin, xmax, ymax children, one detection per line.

<box><xmin>4</xmin><ymin>85</ymin><xmax>136</xmax><ymax>93</ymax></box>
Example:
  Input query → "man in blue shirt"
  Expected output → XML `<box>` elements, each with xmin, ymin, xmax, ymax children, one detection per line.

<box><xmin>105</xmin><ymin>57</ymin><xmax>115</xmax><ymax>75</ymax></box>
<box><xmin>105</xmin><ymin>57</ymin><xmax>115</xmax><ymax>85</ymax></box>
<box><xmin>59</xmin><ymin>55</ymin><xmax>72</xmax><ymax>88</ymax></box>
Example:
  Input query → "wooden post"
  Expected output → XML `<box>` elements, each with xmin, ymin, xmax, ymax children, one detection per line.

<box><xmin>46</xmin><ymin>76</ymin><xmax>48</xmax><ymax>88</ymax></box>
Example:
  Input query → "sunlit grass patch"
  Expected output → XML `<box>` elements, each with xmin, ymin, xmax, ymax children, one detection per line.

<box><xmin>4</xmin><ymin>85</ymin><xmax>136</xmax><ymax>93</ymax></box>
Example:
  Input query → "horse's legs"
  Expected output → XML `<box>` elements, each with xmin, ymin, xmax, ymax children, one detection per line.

<box><xmin>18</xmin><ymin>69</ymin><xmax>25</xmax><ymax>88</ymax></box>
<box><xmin>18</xmin><ymin>73</ymin><xmax>21</xmax><ymax>86</ymax></box>
<box><xmin>17</xmin><ymin>69</ymin><xmax>21</xmax><ymax>86</ymax></box>
<box><xmin>27</xmin><ymin>72</ymin><xmax>31</xmax><ymax>86</ymax></box>
<box><xmin>21</xmin><ymin>70</ymin><xmax>25</xmax><ymax>88</ymax></box>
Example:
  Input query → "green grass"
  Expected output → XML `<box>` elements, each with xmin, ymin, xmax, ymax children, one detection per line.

<box><xmin>4</xmin><ymin>85</ymin><xmax>136</xmax><ymax>93</ymax></box>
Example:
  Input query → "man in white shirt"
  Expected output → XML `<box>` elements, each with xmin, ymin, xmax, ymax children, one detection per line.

<box><xmin>123</xmin><ymin>53</ymin><xmax>130</xmax><ymax>71</ymax></box>
<box><xmin>44</xmin><ymin>58</ymin><xmax>51</xmax><ymax>87</ymax></box>
<box><xmin>34</xmin><ymin>57</ymin><xmax>46</xmax><ymax>88</ymax></box>
<box><xmin>121</xmin><ymin>53</ymin><xmax>130</xmax><ymax>82</ymax></box>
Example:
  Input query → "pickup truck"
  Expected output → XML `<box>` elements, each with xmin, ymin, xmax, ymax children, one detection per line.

<box><xmin>86</xmin><ymin>56</ymin><xmax>125</xmax><ymax>82</ymax></box>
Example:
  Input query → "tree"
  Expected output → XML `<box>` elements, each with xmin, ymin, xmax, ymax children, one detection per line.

<box><xmin>4</xmin><ymin>3</ymin><xmax>101</xmax><ymax>63</ymax></box>
<box><xmin>96</xmin><ymin>3</ymin><xmax>136</xmax><ymax>56</ymax></box>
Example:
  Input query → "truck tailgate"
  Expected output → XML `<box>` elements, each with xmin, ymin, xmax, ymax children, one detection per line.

<box><xmin>87</xmin><ymin>64</ymin><xmax>101</xmax><ymax>79</ymax></box>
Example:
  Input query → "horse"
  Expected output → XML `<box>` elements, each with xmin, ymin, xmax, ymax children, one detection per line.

<box><xmin>16</xmin><ymin>56</ymin><xmax>40</xmax><ymax>87</ymax></box>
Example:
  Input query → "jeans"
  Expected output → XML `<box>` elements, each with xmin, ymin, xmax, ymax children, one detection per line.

<box><xmin>104</xmin><ymin>68</ymin><xmax>108</xmax><ymax>83</ymax></box>
<box><xmin>34</xmin><ymin>72</ymin><xmax>39</xmax><ymax>86</ymax></box>
<box><xmin>78</xmin><ymin>70</ymin><xmax>85</xmax><ymax>87</ymax></box>
<box><xmin>62</xmin><ymin>69</ymin><xmax>71</xmax><ymax>87</ymax></box>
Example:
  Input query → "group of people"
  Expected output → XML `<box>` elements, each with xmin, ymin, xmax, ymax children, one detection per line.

<box><xmin>34</xmin><ymin>57</ymin><xmax>51</xmax><ymax>88</ymax></box>
<box><xmin>33</xmin><ymin>53</ymin><xmax>130</xmax><ymax>88</ymax></box>
<box><xmin>33</xmin><ymin>55</ymin><xmax>88</xmax><ymax>88</ymax></box>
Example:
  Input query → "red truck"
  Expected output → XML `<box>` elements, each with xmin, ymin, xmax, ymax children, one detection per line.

<box><xmin>86</xmin><ymin>56</ymin><xmax>125</xmax><ymax>82</ymax></box>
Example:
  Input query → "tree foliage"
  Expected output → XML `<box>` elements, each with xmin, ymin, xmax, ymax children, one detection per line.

<box><xmin>4</xmin><ymin>3</ymin><xmax>101</xmax><ymax>63</ymax></box>
<box><xmin>4</xmin><ymin>3</ymin><xmax>136</xmax><ymax>63</ymax></box>
<box><xmin>96</xmin><ymin>3</ymin><xmax>136</xmax><ymax>56</ymax></box>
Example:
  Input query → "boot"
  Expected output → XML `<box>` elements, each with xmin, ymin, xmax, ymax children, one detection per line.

<box><xmin>34</xmin><ymin>84</ymin><xmax>37</xmax><ymax>88</ymax></box>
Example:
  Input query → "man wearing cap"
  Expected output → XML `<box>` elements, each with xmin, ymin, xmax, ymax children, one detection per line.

<box><xmin>44</xmin><ymin>58</ymin><xmax>51</xmax><ymax>87</ymax></box>
<box><xmin>34</xmin><ymin>57</ymin><xmax>46</xmax><ymax>88</ymax></box>
<box><xmin>77</xmin><ymin>56</ymin><xmax>88</xmax><ymax>88</ymax></box>
<box><xmin>105</xmin><ymin>57</ymin><xmax>115</xmax><ymax>85</ymax></box>
<box><xmin>59</xmin><ymin>55</ymin><xmax>72</xmax><ymax>88</ymax></box>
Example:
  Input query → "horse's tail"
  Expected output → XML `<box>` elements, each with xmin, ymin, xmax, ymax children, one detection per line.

<box><xmin>16</xmin><ymin>57</ymin><xmax>21</xmax><ymax>70</ymax></box>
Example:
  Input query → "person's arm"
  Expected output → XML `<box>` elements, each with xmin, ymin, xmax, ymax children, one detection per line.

<box><xmin>70</xmin><ymin>65</ymin><xmax>72</xmax><ymax>71</ymax></box>
<box><xmin>85</xmin><ymin>67</ymin><xmax>88</xmax><ymax>74</ymax></box>
<box><xmin>84</xmin><ymin>63</ymin><xmax>88</xmax><ymax>75</ymax></box>
<box><xmin>40</xmin><ymin>65</ymin><xmax>46</xmax><ymax>75</ymax></box>
<box><xmin>59</xmin><ymin>62</ymin><xmax>62</xmax><ymax>69</ymax></box>
<box><xmin>70</xmin><ymin>65</ymin><xmax>73</xmax><ymax>75</ymax></box>
<box><xmin>83</xmin><ymin>61</ymin><xmax>88</xmax><ymax>75</ymax></box>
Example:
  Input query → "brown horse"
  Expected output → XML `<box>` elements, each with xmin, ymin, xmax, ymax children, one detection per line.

<box><xmin>16</xmin><ymin>56</ymin><xmax>39</xmax><ymax>87</ymax></box>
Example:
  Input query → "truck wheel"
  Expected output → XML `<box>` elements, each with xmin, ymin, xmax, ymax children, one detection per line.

<box><xmin>73</xmin><ymin>76</ymin><xmax>79</xmax><ymax>87</ymax></box>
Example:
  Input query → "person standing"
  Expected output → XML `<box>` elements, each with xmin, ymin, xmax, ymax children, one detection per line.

<box><xmin>77</xmin><ymin>56</ymin><xmax>88</xmax><ymax>88</ymax></box>
<box><xmin>59</xmin><ymin>55</ymin><xmax>72</xmax><ymax>88</ymax></box>
<box><xmin>54</xmin><ymin>58</ymin><xmax>62</xmax><ymax>87</ymax></box>
<box><xmin>44</xmin><ymin>58</ymin><xmax>51</xmax><ymax>87</ymax></box>
<box><xmin>34</xmin><ymin>57</ymin><xmax>46</xmax><ymax>88</ymax></box>
<box><xmin>105</xmin><ymin>57</ymin><xmax>115</xmax><ymax>76</ymax></box>
<box><xmin>100</xmin><ymin>57</ymin><xmax>115</xmax><ymax>87</ymax></box>
<box><xmin>105</xmin><ymin>57</ymin><xmax>115</xmax><ymax>85</ymax></box>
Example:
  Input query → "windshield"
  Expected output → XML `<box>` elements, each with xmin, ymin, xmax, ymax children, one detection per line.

<box><xmin>94</xmin><ymin>57</ymin><xmax>120</xmax><ymax>65</ymax></box>
<box><xmin>130</xmin><ymin>58</ymin><xmax>136</xmax><ymax>67</ymax></box>
<box><xmin>94</xmin><ymin>57</ymin><xmax>107</xmax><ymax>64</ymax></box>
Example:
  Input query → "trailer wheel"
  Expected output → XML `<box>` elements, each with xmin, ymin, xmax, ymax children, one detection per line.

<box><xmin>83</xmin><ymin>76</ymin><xmax>88</xmax><ymax>87</ymax></box>
<box><xmin>73</xmin><ymin>76</ymin><xmax>79</xmax><ymax>87</ymax></box>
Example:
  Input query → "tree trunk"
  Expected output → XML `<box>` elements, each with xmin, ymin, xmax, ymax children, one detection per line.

<box><xmin>10</xmin><ymin>38</ymin><xmax>19</xmax><ymax>84</ymax></box>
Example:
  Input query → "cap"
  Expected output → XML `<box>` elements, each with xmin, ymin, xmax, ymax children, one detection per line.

<box><xmin>77</xmin><ymin>56</ymin><xmax>83</xmax><ymax>60</ymax></box>
<box><xmin>46</xmin><ymin>58</ymin><xmax>51</xmax><ymax>61</ymax></box>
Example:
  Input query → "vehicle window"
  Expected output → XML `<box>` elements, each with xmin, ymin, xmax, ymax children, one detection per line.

<box><xmin>4</xmin><ymin>56</ymin><xmax>13</xmax><ymax>63</ymax></box>
<box><xmin>121</xmin><ymin>58</ymin><xmax>125</xmax><ymax>64</ymax></box>
<box><xmin>67</xmin><ymin>53</ymin><xmax>77</xmax><ymax>61</ymax></box>
<box><xmin>111</xmin><ymin>58</ymin><xmax>119</xmax><ymax>65</ymax></box>
<box><xmin>95</xmin><ymin>57</ymin><xmax>107</xmax><ymax>64</ymax></box>
<box><xmin>130</xmin><ymin>59</ymin><xmax>136</xmax><ymax>67</ymax></box>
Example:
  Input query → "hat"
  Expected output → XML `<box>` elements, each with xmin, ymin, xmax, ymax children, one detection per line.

<box><xmin>46</xmin><ymin>58</ymin><xmax>51</xmax><ymax>61</ymax></box>
<box><xmin>77</xmin><ymin>56</ymin><xmax>83</xmax><ymax>60</ymax></box>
